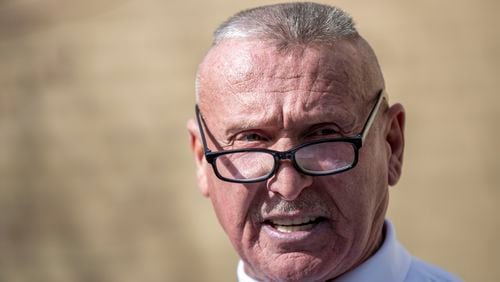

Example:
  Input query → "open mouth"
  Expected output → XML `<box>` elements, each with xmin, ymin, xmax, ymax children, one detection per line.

<box><xmin>265</xmin><ymin>217</ymin><xmax>325</xmax><ymax>233</ymax></box>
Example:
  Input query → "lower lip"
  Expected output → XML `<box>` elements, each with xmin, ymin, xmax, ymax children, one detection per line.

<box><xmin>261</xmin><ymin>220</ymin><xmax>331</xmax><ymax>249</ymax></box>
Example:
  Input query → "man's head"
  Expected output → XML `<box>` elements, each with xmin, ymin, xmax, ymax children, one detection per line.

<box><xmin>188</xmin><ymin>3</ymin><xmax>405</xmax><ymax>281</ymax></box>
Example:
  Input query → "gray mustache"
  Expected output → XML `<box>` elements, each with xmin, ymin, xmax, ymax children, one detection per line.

<box><xmin>259</xmin><ymin>193</ymin><xmax>331</xmax><ymax>217</ymax></box>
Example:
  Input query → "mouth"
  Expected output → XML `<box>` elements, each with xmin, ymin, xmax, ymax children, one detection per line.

<box><xmin>264</xmin><ymin>216</ymin><xmax>326</xmax><ymax>233</ymax></box>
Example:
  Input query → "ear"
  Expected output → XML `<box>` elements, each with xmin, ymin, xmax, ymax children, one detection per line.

<box><xmin>384</xmin><ymin>103</ymin><xmax>405</xmax><ymax>186</ymax></box>
<box><xmin>187</xmin><ymin>118</ymin><xmax>210</xmax><ymax>197</ymax></box>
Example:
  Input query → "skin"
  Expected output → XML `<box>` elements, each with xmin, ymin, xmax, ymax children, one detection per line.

<box><xmin>188</xmin><ymin>37</ymin><xmax>405</xmax><ymax>281</ymax></box>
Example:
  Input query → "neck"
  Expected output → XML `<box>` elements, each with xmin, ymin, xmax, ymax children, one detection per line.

<box><xmin>354</xmin><ymin>220</ymin><xmax>387</xmax><ymax>271</ymax></box>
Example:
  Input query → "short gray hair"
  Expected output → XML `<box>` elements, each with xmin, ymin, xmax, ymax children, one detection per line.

<box><xmin>196</xmin><ymin>2</ymin><xmax>362</xmax><ymax>102</ymax></box>
<box><xmin>213</xmin><ymin>2</ymin><xmax>357</xmax><ymax>48</ymax></box>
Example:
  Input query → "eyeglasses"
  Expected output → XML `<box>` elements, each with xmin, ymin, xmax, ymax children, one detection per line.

<box><xmin>195</xmin><ymin>90</ymin><xmax>387</xmax><ymax>183</ymax></box>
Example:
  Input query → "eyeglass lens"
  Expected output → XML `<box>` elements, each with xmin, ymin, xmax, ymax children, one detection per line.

<box><xmin>214</xmin><ymin>141</ymin><xmax>356</xmax><ymax>181</ymax></box>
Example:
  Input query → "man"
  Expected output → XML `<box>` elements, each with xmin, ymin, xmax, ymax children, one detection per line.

<box><xmin>188</xmin><ymin>2</ymin><xmax>462</xmax><ymax>281</ymax></box>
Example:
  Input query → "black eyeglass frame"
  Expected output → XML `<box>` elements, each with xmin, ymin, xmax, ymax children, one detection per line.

<box><xmin>195</xmin><ymin>89</ymin><xmax>387</xmax><ymax>183</ymax></box>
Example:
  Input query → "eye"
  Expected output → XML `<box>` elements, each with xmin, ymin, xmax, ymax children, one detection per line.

<box><xmin>306</xmin><ymin>126</ymin><xmax>341</xmax><ymax>138</ymax></box>
<box><xmin>314</xmin><ymin>128</ymin><xmax>338</xmax><ymax>136</ymax></box>
<box><xmin>241</xmin><ymin>133</ymin><xmax>267</xmax><ymax>142</ymax></box>
<box><xmin>235</xmin><ymin>132</ymin><xmax>269</xmax><ymax>142</ymax></box>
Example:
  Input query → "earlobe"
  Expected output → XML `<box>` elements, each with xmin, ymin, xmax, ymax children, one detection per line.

<box><xmin>187</xmin><ymin>118</ymin><xmax>210</xmax><ymax>197</ymax></box>
<box><xmin>385</xmin><ymin>103</ymin><xmax>405</xmax><ymax>186</ymax></box>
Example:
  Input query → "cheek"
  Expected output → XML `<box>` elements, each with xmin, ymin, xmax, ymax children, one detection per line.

<box><xmin>320</xmin><ymin>158</ymin><xmax>385</xmax><ymax>222</ymax></box>
<box><xmin>207</xmin><ymin>177</ymin><xmax>257</xmax><ymax>239</ymax></box>
<box><xmin>345</xmin><ymin>144</ymin><xmax>389</xmax><ymax>219</ymax></box>
<box><xmin>321</xmin><ymin>174</ymin><xmax>366</xmax><ymax>219</ymax></box>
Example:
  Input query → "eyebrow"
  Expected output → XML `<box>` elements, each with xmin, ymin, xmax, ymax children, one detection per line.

<box><xmin>219</xmin><ymin>106</ymin><xmax>358</xmax><ymax>138</ymax></box>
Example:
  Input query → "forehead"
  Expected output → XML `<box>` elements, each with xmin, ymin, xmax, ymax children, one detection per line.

<box><xmin>197</xmin><ymin>39</ymin><xmax>368</xmax><ymax>129</ymax></box>
<box><xmin>200</xmin><ymin>40</ymin><xmax>365</xmax><ymax>95</ymax></box>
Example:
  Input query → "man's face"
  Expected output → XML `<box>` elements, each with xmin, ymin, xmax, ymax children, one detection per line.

<box><xmin>189</xmin><ymin>39</ymin><xmax>404</xmax><ymax>281</ymax></box>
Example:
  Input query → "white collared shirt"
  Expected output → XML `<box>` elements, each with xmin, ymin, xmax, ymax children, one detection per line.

<box><xmin>237</xmin><ymin>220</ymin><xmax>462</xmax><ymax>282</ymax></box>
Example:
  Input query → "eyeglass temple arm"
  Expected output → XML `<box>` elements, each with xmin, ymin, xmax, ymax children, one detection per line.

<box><xmin>195</xmin><ymin>105</ymin><xmax>212</xmax><ymax>154</ymax></box>
<box><xmin>359</xmin><ymin>89</ymin><xmax>388</xmax><ymax>142</ymax></box>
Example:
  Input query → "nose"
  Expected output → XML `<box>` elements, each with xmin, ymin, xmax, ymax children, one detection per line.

<box><xmin>266</xmin><ymin>161</ymin><xmax>313</xmax><ymax>201</ymax></box>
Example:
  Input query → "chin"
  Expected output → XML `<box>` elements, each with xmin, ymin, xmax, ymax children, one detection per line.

<box><xmin>247</xmin><ymin>253</ymin><xmax>335</xmax><ymax>282</ymax></box>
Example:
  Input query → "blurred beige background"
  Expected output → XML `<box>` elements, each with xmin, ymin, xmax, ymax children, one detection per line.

<box><xmin>1</xmin><ymin>0</ymin><xmax>498</xmax><ymax>281</ymax></box>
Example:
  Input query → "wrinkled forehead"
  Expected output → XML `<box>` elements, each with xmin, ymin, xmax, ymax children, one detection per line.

<box><xmin>198</xmin><ymin>39</ymin><xmax>372</xmax><ymax>104</ymax></box>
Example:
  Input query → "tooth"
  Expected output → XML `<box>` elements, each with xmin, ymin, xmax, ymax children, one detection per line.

<box><xmin>271</xmin><ymin>217</ymin><xmax>318</xmax><ymax>226</ymax></box>
<box><xmin>272</xmin><ymin>219</ymin><xmax>292</xmax><ymax>225</ymax></box>
<box><xmin>275</xmin><ymin>223</ymin><xmax>315</xmax><ymax>233</ymax></box>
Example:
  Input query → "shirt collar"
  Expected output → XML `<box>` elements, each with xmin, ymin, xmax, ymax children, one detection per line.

<box><xmin>237</xmin><ymin>220</ymin><xmax>412</xmax><ymax>282</ymax></box>
<box><xmin>237</xmin><ymin>259</ymin><xmax>258</xmax><ymax>282</ymax></box>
